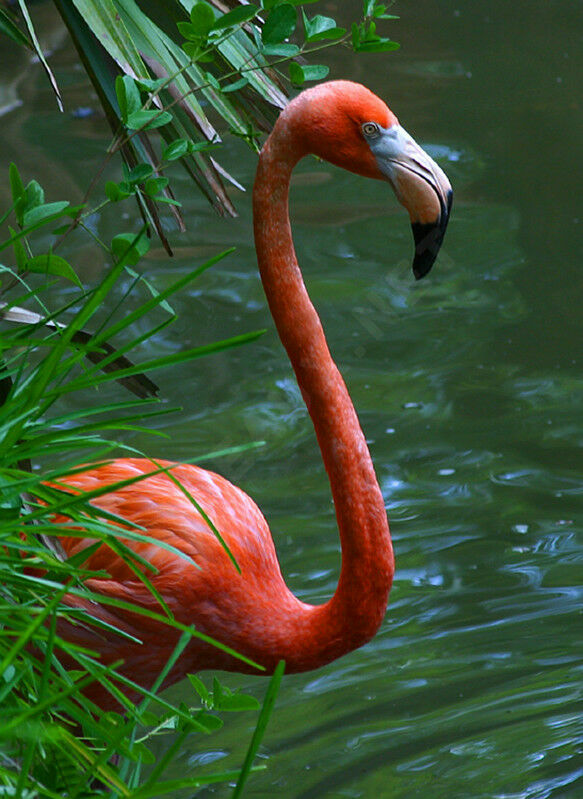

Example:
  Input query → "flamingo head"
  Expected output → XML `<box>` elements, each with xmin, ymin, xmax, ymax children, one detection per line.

<box><xmin>287</xmin><ymin>81</ymin><xmax>453</xmax><ymax>278</ymax></box>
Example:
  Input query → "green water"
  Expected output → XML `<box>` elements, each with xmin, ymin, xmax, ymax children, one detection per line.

<box><xmin>2</xmin><ymin>1</ymin><xmax>582</xmax><ymax>796</ymax></box>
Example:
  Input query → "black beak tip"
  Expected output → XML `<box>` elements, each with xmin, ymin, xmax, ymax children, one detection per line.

<box><xmin>411</xmin><ymin>190</ymin><xmax>453</xmax><ymax>280</ymax></box>
<box><xmin>412</xmin><ymin>248</ymin><xmax>437</xmax><ymax>280</ymax></box>
<box><xmin>411</xmin><ymin>189</ymin><xmax>453</xmax><ymax>280</ymax></box>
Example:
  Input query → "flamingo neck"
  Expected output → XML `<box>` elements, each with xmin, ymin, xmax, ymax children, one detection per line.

<box><xmin>251</xmin><ymin>107</ymin><xmax>394</xmax><ymax>671</ymax></box>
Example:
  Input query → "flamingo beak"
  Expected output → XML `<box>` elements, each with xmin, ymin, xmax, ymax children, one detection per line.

<box><xmin>369</xmin><ymin>125</ymin><xmax>453</xmax><ymax>279</ymax></box>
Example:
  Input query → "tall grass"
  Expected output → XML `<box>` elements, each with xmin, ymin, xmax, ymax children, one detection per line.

<box><xmin>0</xmin><ymin>168</ymin><xmax>282</xmax><ymax>797</ymax></box>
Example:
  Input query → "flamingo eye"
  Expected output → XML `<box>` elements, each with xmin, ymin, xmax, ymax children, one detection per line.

<box><xmin>362</xmin><ymin>122</ymin><xmax>380</xmax><ymax>137</ymax></box>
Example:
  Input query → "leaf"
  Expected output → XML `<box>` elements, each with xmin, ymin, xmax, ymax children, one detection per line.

<box><xmin>210</xmin><ymin>4</ymin><xmax>258</xmax><ymax>32</ymax></box>
<box><xmin>188</xmin><ymin>673</ymin><xmax>210</xmax><ymax>704</ymax></box>
<box><xmin>134</xmin><ymin>77</ymin><xmax>166</xmax><ymax>93</ymax></box>
<box><xmin>176</xmin><ymin>21</ymin><xmax>200</xmax><ymax>42</ymax></box>
<box><xmin>188</xmin><ymin>1</ymin><xmax>216</xmax><ymax>37</ymax></box>
<box><xmin>217</xmin><ymin>692</ymin><xmax>260</xmax><ymax>712</ymax></box>
<box><xmin>24</xmin><ymin>179</ymin><xmax>45</xmax><ymax>210</ymax></box>
<box><xmin>261</xmin><ymin>42</ymin><xmax>300</xmax><ymax>57</ymax></box>
<box><xmin>355</xmin><ymin>38</ymin><xmax>400</xmax><ymax>52</ymax></box>
<box><xmin>301</xmin><ymin>64</ymin><xmax>330</xmax><ymax>81</ymax></box>
<box><xmin>288</xmin><ymin>61</ymin><xmax>305</xmax><ymax>86</ymax></box>
<box><xmin>289</xmin><ymin>62</ymin><xmax>328</xmax><ymax>86</ymax></box>
<box><xmin>26</xmin><ymin>253</ymin><xmax>82</xmax><ymax>287</ymax></box>
<box><xmin>128</xmin><ymin>163</ymin><xmax>154</xmax><ymax>184</ymax></box>
<box><xmin>193</xmin><ymin>709</ymin><xmax>223</xmax><ymax>732</ymax></box>
<box><xmin>0</xmin><ymin>7</ymin><xmax>31</xmax><ymax>47</ymax></box>
<box><xmin>17</xmin><ymin>0</ymin><xmax>63</xmax><ymax>111</ymax></box>
<box><xmin>262</xmin><ymin>3</ymin><xmax>296</xmax><ymax>45</ymax></box>
<box><xmin>9</xmin><ymin>162</ymin><xmax>25</xmax><ymax>225</ymax></box>
<box><xmin>181</xmin><ymin>41</ymin><xmax>211</xmax><ymax>61</ymax></box>
<box><xmin>111</xmin><ymin>231</ymin><xmax>150</xmax><ymax>266</ymax></box>
<box><xmin>126</xmin><ymin>109</ymin><xmax>173</xmax><ymax>131</ymax></box>
<box><xmin>302</xmin><ymin>12</ymin><xmax>345</xmax><ymax>42</ymax></box>
<box><xmin>105</xmin><ymin>181</ymin><xmax>133</xmax><ymax>202</ymax></box>
<box><xmin>115</xmin><ymin>74</ymin><xmax>141</xmax><ymax>123</ymax></box>
<box><xmin>72</xmin><ymin>0</ymin><xmax>147</xmax><ymax>80</ymax></box>
<box><xmin>204</xmin><ymin>70</ymin><xmax>221</xmax><ymax>91</ymax></box>
<box><xmin>221</xmin><ymin>77</ymin><xmax>250</xmax><ymax>93</ymax></box>
<box><xmin>8</xmin><ymin>226</ymin><xmax>27</xmax><ymax>271</ymax></box>
<box><xmin>22</xmin><ymin>201</ymin><xmax>70</xmax><ymax>227</ymax></box>
<box><xmin>162</xmin><ymin>139</ymin><xmax>189</xmax><ymax>161</ymax></box>
<box><xmin>144</xmin><ymin>177</ymin><xmax>169</xmax><ymax>197</ymax></box>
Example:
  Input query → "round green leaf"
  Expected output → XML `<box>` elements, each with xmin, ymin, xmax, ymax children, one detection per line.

<box><xmin>189</xmin><ymin>2</ymin><xmax>216</xmax><ymax>36</ymax></box>
<box><xmin>111</xmin><ymin>232</ymin><xmax>150</xmax><ymax>266</ymax></box>
<box><xmin>262</xmin><ymin>4</ymin><xmax>296</xmax><ymax>45</ymax></box>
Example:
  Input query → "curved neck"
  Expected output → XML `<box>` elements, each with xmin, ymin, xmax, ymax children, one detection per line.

<box><xmin>252</xmin><ymin>111</ymin><xmax>394</xmax><ymax>671</ymax></box>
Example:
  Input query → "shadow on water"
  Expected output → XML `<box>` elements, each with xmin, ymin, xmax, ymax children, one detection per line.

<box><xmin>2</xmin><ymin>0</ymin><xmax>582</xmax><ymax>796</ymax></box>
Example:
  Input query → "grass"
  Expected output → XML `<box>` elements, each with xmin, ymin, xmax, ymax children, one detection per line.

<box><xmin>0</xmin><ymin>192</ymin><xmax>280</xmax><ymax>796</ymax></box>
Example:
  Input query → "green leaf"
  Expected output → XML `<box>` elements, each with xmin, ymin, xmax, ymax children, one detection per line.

<box><xmin>289</xmin><ymin>62</ymin><xmax>329</xmax><ymax>85</ymax></box>
<box><xmin>355</xmin><ymin>38</ymin><xmax>400</xmax><ymax>52</ymax></box>
<box><xmin>9</xmin><ymin>162</ymin><xmax>25</xmax><ymax>225</ymax></box>
<box><xmin>376</xmin><ymin>11</ymin><xmax>400</xmax><ymax>19</ymax></box>
<box><xmin>216</xmin><ymin>692</ymin><xmax>260</xmax><ymax>712</ymax></box>
<box><xmin>176</xmin><ymin>21</ymin><xmax>200</xmax><ymax>42</ymax></box>
<box><xmin>24</xmin><ymin>179</ymin><xmax>45</xmax><ymax>210</ymax></box>
<box><xmin>22</xmin><ymin>201</ymin><xmax>70</xmax><ymax>227</ymax></box>
<box><xmin>128</xmin><ymin>163</ymin><xmax>154</xmax><ymax>184</ymax></box>
<box><xmin>302</xmin><ymin>64</ymin><xmax>330</xmax><ymax>81</ymax></box>
<box><xmin>193</xmin><ymin>709</ymin><xmax>223</xmax><ymax>732</ymax></box>
<box><xmin>111</xmin><ymin>231</ymin><xmax>150</xmax><ymax>266</ymax></box>
<box><xmin>181</xmin><ymin>41</ymin><xmax>211</xmax><ymax>62</ymax></box>
<box><xmin>105</xmin><ymin>181</ymin><xmax>132</xmax><ymax>202</ymax></box>
<box><xmin>8</xmin><ymin>226</ymin><xmax>27</xmax><ymax>271</ymax></box>
<box><xmin>126</xmin><ymin>109</ymin><xmax>173</xmax><ymax>130</ymax></box>
<box><xmin>26</xmin><ymin>253</ymin><xmax>82</xmax><ymax>287</ymax></box>
<box><xmin>162</xmin><ymin>139</ymin><xmax>189</xmax><ymax>161</ymax></box>
<box><xmin>134</xmin><ymin>77</ymin><xmax>167</xmax><ymax>93</ymax></box>
<box><xmin>115</xmin><ymin>74</ymin><xmax>141</xmax><ymax>122</ymax></box>
<box><xmin>302</xmin><ymin>12</ymin><xmax>345</xmax><ymax>42</ymax></box>
<box><xmin>204</xmin><ymin>70</ymin><xmax>221</xmax><ymax>91</ymax></box>
<box><xmin>188</xmin><ymin>673</ymin><xmax>210</xmax><ymax>704</ymax></box>
<box><xmin>262</xmin><ymin>4</ymin><xmax>296</xmax><ymax>45</ymax></box>
<box><xmin>288</xmin><ymin>61</ymin><xmax>305</xmax><ymax>86</ymax></box>
<box><xmin>261</xmin><ymin>42</ymin><xmax>300</xmax><ymax>57</ymax></box>
<box><xmin>221</xmin><ymin>77</ymin><xmax>250</xmax><ymax>93</ymax></box>
<box><xmin>0</xmin><ymin>7</ymin><xmax>31</xmax><ymax>47</ymax></box>
<box><xmin>188</xmin><ymin>2</ymin><xmax>216</xmax><ymax>37</ymax></box>
<box><xmin>210</xmin><ymin>4</ymin><xmax>258</xmax><ymax>31</ymax></box>
<box><xmin>144</xmin><ymin>177</ymin><xmax>169</xmax><ymax>197</ymax></box>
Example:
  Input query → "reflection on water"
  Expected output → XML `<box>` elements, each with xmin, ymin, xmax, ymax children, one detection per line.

<box><xmin>2</xmin><ymin>0</ymin><xmax>582</xmax><ymax>796</ymax></box>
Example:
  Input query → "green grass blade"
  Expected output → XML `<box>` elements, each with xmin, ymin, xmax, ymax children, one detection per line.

<box><xmin>232</xmin><ymin>660</ymin><xmax>285</xmax><ymax>799</ymax></box>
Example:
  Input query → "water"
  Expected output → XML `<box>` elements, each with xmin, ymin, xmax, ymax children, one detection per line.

<box><xmin>2</xmin><ymin>1</ymin><xmax>582</xmax><ymax>796</ymax></box>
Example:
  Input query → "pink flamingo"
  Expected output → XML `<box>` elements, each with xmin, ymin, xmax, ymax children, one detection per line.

<box><xmin>56</xmin><ymin>81</ymin><xmax>452</xmax><ymax>710</ymax></box>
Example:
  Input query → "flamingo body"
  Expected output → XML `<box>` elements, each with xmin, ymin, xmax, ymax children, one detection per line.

<box><xmin>55</xmin><ymin>82</ymin><xmax>452</xmax><ymax>709</ymax></box>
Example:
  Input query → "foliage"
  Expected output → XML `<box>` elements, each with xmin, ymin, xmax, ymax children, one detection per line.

<box><xmin>0</xmin><ymin>162</ymin><xmax>279</xmax><ymax>796</ymax></box>
<box><xmin>2</xmin><ymin>1</ymin><xmax>399</xmax><ymax>237</ymax></box>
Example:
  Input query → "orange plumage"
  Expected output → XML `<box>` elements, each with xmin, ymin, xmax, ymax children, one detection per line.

<box><xmin>53</xmin><ymin>82</ymin><xmax>452</xmax><ymax>710</ymax></box>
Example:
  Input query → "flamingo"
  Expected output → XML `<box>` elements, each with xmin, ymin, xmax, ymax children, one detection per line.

<box><xmin>55</xmin><ymin>81</ymin><xmax>452</xmax><ymax>710</ymax></box>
